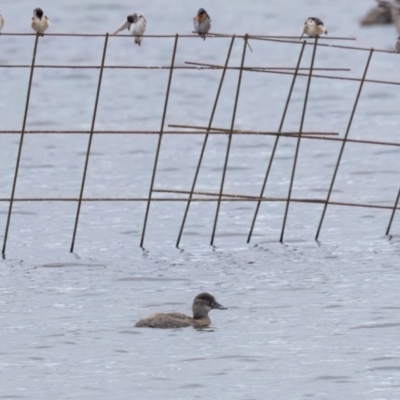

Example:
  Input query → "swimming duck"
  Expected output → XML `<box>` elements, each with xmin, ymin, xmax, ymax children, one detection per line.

<box><xmin>300</xmin><ymin>17</ymin><xmax>327</xmax><ymax>39</ymax></box>
<box><xmin>193</xmin><ymin>8</ymin><xmax>211</xmax><ymax>40</ymax></box>
<box><xmin>113</xmin><ymin>13</ymin><xmax>147</xmax><ymax>46</ymax></box>
<box><xmin>0</xmin><ymin>14</ymin><xmax>4</xmax><ymax>33</ymax></box>
<box><xmin>135</xmin><ymin>292</ymin><xmax>227</xmax><ymax>329</ymax></box>
<box><xmin>31</xmin><ymin>8</ymin><xmax>50</xmax><ymax>35</ymax></box>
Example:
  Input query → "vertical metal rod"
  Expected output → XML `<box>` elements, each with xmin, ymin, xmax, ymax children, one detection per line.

<box><xmin>70</xmin><ymin>34</ymin><xmax>109</xmax><ymax>253</ymax></box>
<box><xmin>247</xmin><ymin>42</ymin><xmax>306</xmax><ymax>243</ymax></box>
<box><xmin>140</xmin><ymin>34</ymin><xmax>179</xmax><ymax>248</ymax></box>
<box><xmin>176</xmin><ymin>36</ymin><xmax>236</xmax><ymax>248</ymax></box>
<box><xmin>386</xmin><ymin>187</ymin><xmax>400</xmax><ymax>235</ymax></box>
<box><xmin>2</xmin><ymin>34</ymin><xmax>40</xmax><ymax>258</ymax></box>
<box><xmin>210</xmin><ymin>35</ymin><xmax>248</xmax><ymax>246</ymax></box>
<box><xmin>280</xmin><ymin>38</ymin><xmax>318</xmax><ymax>243</ymax></box>
<box><xmin>315</xmin><ymin>49</ymin><xmax>374</xmax><ymax>240</ymax></box>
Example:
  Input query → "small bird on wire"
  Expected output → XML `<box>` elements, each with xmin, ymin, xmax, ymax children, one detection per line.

<box><xmin>30</xmin><ymin>8</ymin><xmax>50</xmax><ymax>35</ymax></box>
<box><xmin>0</xmin><ymin>14</ymin><xmax>4</xmax><ymax>34</ymax></box>
<box><xmin>193</xmin><ymin>8</ymin><xmax>211</xmax><ymax>40</ymax></box>
<box><xmin>113</xmin><ymin>13</ymin><xmax>147</xmax><ymax>46</ymax></box>
<box><xmin>394</xmin><ymin>36</ymin><xmax>400</xmax><ymax>52</ymax></box>
<box><xmin>300</xmin><ymin>17</ymin><xmax>327</xmax><ymax>39</ymax></box>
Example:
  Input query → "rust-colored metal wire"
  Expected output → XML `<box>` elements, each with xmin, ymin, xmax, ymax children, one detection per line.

<box><xmin>1</xmin><ymin>31</ymin><xmax>399</xmax><ymax>251</ymax></box>
<box><xmin>247</xmin><ymin>41</ymin><xmax>306</xmax><ymax>243</ymax></box>
<box><xmin>315</xmin><ymin>49</ymin><xmax>374</xmax><ymax>241</ymax></box>
<box><xmin>176</xmin><ymin>35</ymin><xmax>236</xmax><ymax>248</ymax></box>
<box><xmin>210</xmin><ymin>35</ymin><xmax>249</xmax><ymax>246</ymax></box>
<box><xmin>140</xmin><ymin>34</ymin><xmax>179</xmax><ymax>249</ymax></box>
<box><xmin>70</xmin><ymin>34</ymin><xmax>109</xmax><ymax>253</ymax></box>
<box><xmin>2</xmin><ymin>34</ymin><xmax>40</xmax><ymax>258</ymax></box>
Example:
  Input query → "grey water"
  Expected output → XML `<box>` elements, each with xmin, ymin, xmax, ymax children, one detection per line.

<box><xmin>1</xmin><ymin>0</ymin><xmax>400</xmax><ymax>399</ymax></box>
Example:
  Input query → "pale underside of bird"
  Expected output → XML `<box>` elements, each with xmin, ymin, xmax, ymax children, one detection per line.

<box><xmin>0</xmin><ymin>14</ymin><xmax>4</xmax><ymax>33</ymax></box>
<box><xmin>193</xmin><ymin>8</ymin><xmax>211</xmax><ymax>40</ymax></box>
<box><xmin>300</xmin><ymin>17</ymin><xmax>327</xmax><ymax>39</ymax></box>
<box><xmin>394</xmin><ymin>36</ymin><xmax>400</xmax><ymax>51</ymax></box>
<box><xmin>113</xmin><ymin>13</ymin><xmax>147</xmax><ymax>45</ymax></box>
<box><xmin>30</xmin><ymin>8</ymin><xmax>50</xmax><ymax>35</ymax></box>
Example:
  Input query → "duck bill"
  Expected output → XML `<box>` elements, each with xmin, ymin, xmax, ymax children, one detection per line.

<box><xmin>214</xmin><ymin>302</ymin><xmax>227</xmax><ymax>310</ymax></box>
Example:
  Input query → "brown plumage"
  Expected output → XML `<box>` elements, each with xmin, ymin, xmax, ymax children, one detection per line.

<box><xmin>135</xmin><ymin>293</ymin><xmax>227</xmax><ymax>329</ymax></box>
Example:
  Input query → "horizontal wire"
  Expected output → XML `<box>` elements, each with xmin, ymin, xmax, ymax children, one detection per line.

<box><xmin>0</xmin><ymin>64</ymin><xmax>350</xmax><ymax>71</ymax></box>
<box><xmin>0</xmin><ymin>32</ymin><xmax>355</xmax><ymax>40</ymax></box>
<box><xmin>184</xmin><ymin>61</ymin><xmax>400</xmax><ymax>86</ymax></box>
<box><xmin>0</xmin><ymin>129</ymin><xmax>338</xmax><ymax>136</ymax></box>
<box><xmin>253</xmin><ymin>36</ymin><xmax>396</xmax><ymax>54</ymax></box>
<box><xmin>0</xmin><ymin>196</ymin><xmax>397</xmax><ymax>210</ymax></box>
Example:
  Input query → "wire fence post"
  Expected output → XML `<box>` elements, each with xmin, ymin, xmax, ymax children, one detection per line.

<box><xmin>140</xmin><ymin>34</ymin><xmax>179</xmax><ymax>249</ymax></box>
<box><xmin>176</xmin><ymin>36</ymin><xmax>236</xmax><ymax>248</ymax></box>
<box><xmin>70</xmin><ymin>33</ymin><xmax>109</xmax><ymax>253</ymax></box>
<box><xmin>247</xmin><ymin>41</ymin><xmax>306</xmax><ymax>243</ymax></box>
<box><xmin>210</xmin><ymin>35</ymin><xmax>249</xmax><ymax>246</ymax></box>
<box><xmin>280</xmin><ymin>38</ymin><xmax>318</xmax><ymax>243</ymax></box>
<box><xmin>315</xmin><ymin>49</ymin><xmax>374</xmax><ymax>241</ymax></box>
<box><xmin>2</xmin><ymin>34</ymin><xmax>40</xmax><ymax>258</ymax></box>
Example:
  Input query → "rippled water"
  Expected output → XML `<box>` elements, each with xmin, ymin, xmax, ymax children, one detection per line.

<box><xmin>1</xmin><ymin>0</ymin><xmax>400</xmax><ymax>399</ymax></box>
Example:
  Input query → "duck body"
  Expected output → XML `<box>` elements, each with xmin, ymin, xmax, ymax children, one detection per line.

<box><xmin>31</xmin><ymin>8</ymin><xmax>50</xmax><ymax>35</ymax></box>
<box><xmin>193</xmin><ymin>8</ymin><xmax>211</xmax><ymax>39</ymax></box>
<box><xmin>301</xmin><ymin>17</ymin><xmax>327</xmax><ymax>38</ymax></box>
<box><xmin>113</xmin><ymin>13</ymin><xmax>147</xmax><ymax>45</ymax></box>
<box><xmin>135</xmin><ymin>293</ymin><xmax>226</xmax><ymax>329</ymax></box>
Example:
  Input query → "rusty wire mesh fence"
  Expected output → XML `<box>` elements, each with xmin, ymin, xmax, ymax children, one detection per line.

<box><xmin>1</xmin><ymin>32</ymin><xmax>400</xmax><ymax>256</ymax></box>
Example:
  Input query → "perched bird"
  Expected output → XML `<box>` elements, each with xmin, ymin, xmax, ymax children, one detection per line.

<box><xmin>113</xmin><ymin>13</ymin><xmax>147</xmax><ymax>46</ymax></box>
<box><xmin>394</xmin><ymin>36</ymin><xmax>400</xmax><ymax>52</ymax></box>
<box><xmin>0</xmin><ymin>14</ymin><xmax>4</xmax><ymax>33</ymax></box>
<box><xmin>193</xmin><ymin>8</ymin><xmax>211</xmax><ymax>40</ymax></box>
<box><xmin>30</xmin><ymin>8</ymin><xmax>50</xmax><ymax>35</ymax></box>
<box><xmin>135</xmin><ymin>293</ymin><xmax>227</xmax><ymax>329</ymax></box>
<box><xmin>300</xmin><ymin>17</ymin><xmax>327</xmax><ymax>39</ymax></box>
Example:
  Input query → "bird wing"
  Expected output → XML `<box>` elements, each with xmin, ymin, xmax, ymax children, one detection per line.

<box><xmin>166</xmin><ymin>312</ymin><xmax>191</xmax><ymax>320</ymax></box>
<box><xmin>113</xmin><ymin>18</ymin><xmax>131</xmax><ymax>35</ymax></box>
<box><xmin>135</xmin><ymin>314</ymin><xmax>192</xmax><ymax>328</ymax></box>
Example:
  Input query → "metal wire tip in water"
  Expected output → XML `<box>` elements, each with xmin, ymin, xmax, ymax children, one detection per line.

<box><xmin>31</xmin><ymin>8</ymin><xmax>50</xmax><ymax>35</ymax></box>
<box><xmin>194</xmin><ymin>8</ymin><xmax>211</xmax><ymax>40</ymax></box>
<box><xmin>113</xmin><ymin>12</ymin><xmax>147</xmax><ymax>46</ymax></box>
<box><xmin>300</xmin><ymin>17</ymin><xmax>327</xmax><ymax>39</ymax></box>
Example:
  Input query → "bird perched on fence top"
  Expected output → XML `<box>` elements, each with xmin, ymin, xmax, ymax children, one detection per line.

<box><xmin>300</xmin><ymin>17</ymin><xmax>327</xmax><ymax>39</ymax></box>
<box><xmin>113</xmin><ymin>13</ymin><xmax>147</xmax><ymax>46</ymax></box>
<box><xmin>30</xmin><ymin>8</ymin><xmax>50</xmax><ymax>35</ymax></box>
<box><xmin>193</xmin><ymin>8</ymin><xmax>211</xmax><ymax>40</ymax></box>
<box><xmin>0</xmin><ymin>14</ymin><xmax>4</xmax><ymax>33</ymax></box>
<box><xmin>394</xmin><ymin>36</ymin><xmax>400</xmax><ymax>52</ymax></box>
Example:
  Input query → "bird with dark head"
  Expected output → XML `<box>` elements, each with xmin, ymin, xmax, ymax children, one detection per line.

<box><xmin>300</xmin><ymin>17</ymin><xmax>327</xmax><ymax>39</ymax></box>
<box><xmin>31</xmin><ymin>8</ymin><xmax>50</xmax><ymax>35</ymax></box>
<box><xmin>135</xmin><ymin>292</ymin><xmax>227</xmax><ymax>329</ymax></box>
<box><xmin>113</xmin><ymin>12</ymin><xmax>147</xmax><ymax>46</ymax></box>
<box><xmin>193</xmin><ymin>8</ymin><xmax>211</xmax><ymax>40</ymax></box>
